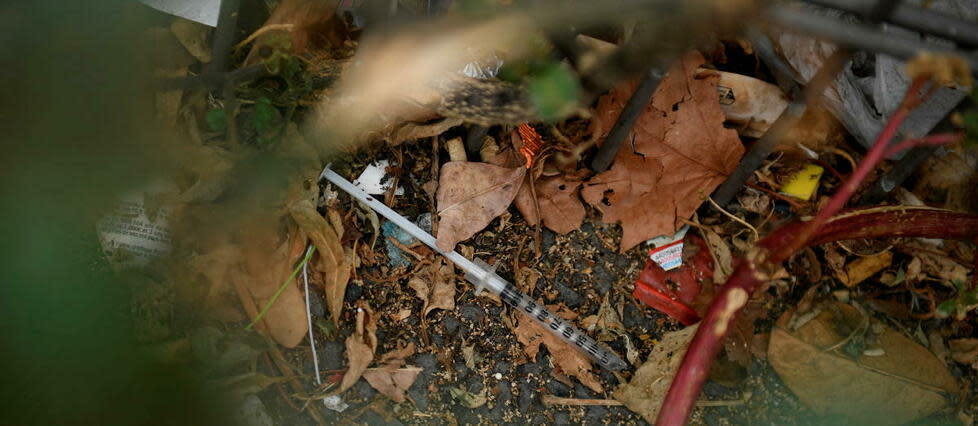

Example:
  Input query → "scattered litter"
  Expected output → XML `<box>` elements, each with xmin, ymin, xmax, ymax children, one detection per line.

<box><xmin>322</xmin><ymin>395</ymin><xmax>348</xmax><ymax>412</ymax></box>
<box><xmin>459</xmin><ymin>46</ymin><xmax>504</xmax><ymax>79</ymax></box>
<box><xmin>647</xmin><ymin>225</ymin><xmax>690</xmax><ymax>271</ymax></box>
<box><xmin>353</xmin><ymin>159</ymin><xmax>403</xmax><ymax>196</ymax></box>
<box><xmin>322</xmin><ymin>166</ymin><xmax>628</xmax><ymax>371</ymax></box>
<box><xmin>779</xmin><ymin>163</ymin><xmax>824</xmax><ymax>200</ymax></box>
<box><xmin>632</xmin><ymin>234</ymin><xmax>713</xmax><ymax>326</ymax></box>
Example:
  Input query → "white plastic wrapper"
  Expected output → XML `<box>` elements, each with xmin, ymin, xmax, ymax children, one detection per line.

<box><xmin>459</xmin><ymin>47</ymin><xmax>504</xmax><ymax>79</ymax></box>
<box><xmin>646</xmin><ymin>225</ymin><xmax>690</xmax><ymax>271</ymax></box>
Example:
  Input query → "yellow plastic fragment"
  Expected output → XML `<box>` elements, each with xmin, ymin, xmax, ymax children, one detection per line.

<box><xmin>780</xmin><ymin>163</ymin><xmax>824</xmax><ymax>200</ymax></box>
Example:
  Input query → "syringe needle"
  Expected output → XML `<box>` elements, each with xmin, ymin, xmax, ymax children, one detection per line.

<box><xmin>321</xmin><ymin>166</ymin><xmax>628</xmax><ymax>371</ymax></box>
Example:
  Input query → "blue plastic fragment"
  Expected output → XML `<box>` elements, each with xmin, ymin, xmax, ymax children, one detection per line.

<box><xmin>382</xmin><ymin>220</ymin><xmax>416</xmax><ymax>267</ymax></box>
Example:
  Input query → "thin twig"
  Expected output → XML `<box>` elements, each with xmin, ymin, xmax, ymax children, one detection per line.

<box><xmin>528</xmin><ymin>167</ymin><xmax>543</xmax><ymax>259</ymax></box>
<box><xmin>302</xmin><ymin>245</ymin><xmax>321</xmax><ymax>385</ymax></box>
<box><xmin>708</xmin><ymin>197</ymin><xmax>759</xmax><ymax>242</ymax></box>
<box><xmin>234</xmin><ymin>24</ymin><xmax>295</xmax><ymax>51</ymax></box>
<box><xmin>745</xmin><ymin>182</ymin><xmax>804</xmax><ymax>210</ymax></box>
<box><xmin>882</xmin><ymin>133</ymin><xmax>962</xmax><ymax>158</ymax></box>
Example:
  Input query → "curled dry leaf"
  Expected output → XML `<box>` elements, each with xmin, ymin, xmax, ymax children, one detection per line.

<box><xmin>582</xmin><ymin>51</ymin><xmax>744</xmax><ymax>252</ymax></box>
<box><xmin>240</xmin><ymin>228</ymin><xmax>309</xmax><ymax>348</ymax></box>
<box><xmin>335</xmin><ymin>302</ymin><xmax>378</xmax><ymax>395</ymax></box>
<box><xmin>290</xmin><ymin>200</ymin><xmax>352</xmax><ymax>325</ymax></box>
<box><xmin>514</xmin><ymin>312</ymin><xmax>603</xmax><ymax>393</ymax></box>
<box><xmin>408</xmin><ymin>258</ymin><xmax>456</xmax><ymax>318</ymax></box>
<box><xmin>836</xmin><ymin>251</ymin><xmax>893</xmax><ymax>288</ymax></box>
<box><xmin>363</xmin><ymin>367</ymin><xmax>422</xmax><ymax>403</ymax></box>
<box><xmin>949</xmin><ymin>338</ymin><xmax>978</xmax><ymax>368</ymax></box>
<box><xmin>701</xmin><ymin>227</ymin><xmax>733</xmax><ymax>283</ymax></box>
<box><xmin>582</xmin><ymin>293</ymin><xmax>626</xmax><ymax>342</ymax></box>
<box><xmin>435</xmin><ymin>162</ymin><xmax>526</xmax><ymax>251</ymax></box>
<box><xmin>514</xmin><ymin>171</ymin><xmax>587</xmax><ymax>234</ymax></box>
<box><xmin>362</xmin><ymin>343</ymin><xmax>421</xmax><ymax>403</ymax></box>
<box><xmin>244</xmin><ymin>0</ymin><xmax>340</xmax><ymax>65</ymax></box>
<box><xmin>449</xmin><ymin>387</ymin><xmax>488</xmax><ymax>409</ymax></box>
<box><xmin>768</xmin><ymin>301</ymin><xmax>957</xmax><ymax>424</ymax></box>
<box><xmin>614</xmin><ymin>325</ymin><xmax>698</xmax><ymax>423</ymax></box>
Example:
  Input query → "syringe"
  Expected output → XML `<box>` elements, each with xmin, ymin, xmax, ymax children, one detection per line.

<box><xmin>321</xmin><ymin>167</ymin><xmax>628</xmax><ymax>371</ymax></box>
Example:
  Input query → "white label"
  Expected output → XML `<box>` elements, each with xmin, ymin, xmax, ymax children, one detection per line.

<box><xmin>646</xmin><ymin>225</ymin><xmax>689</xmax><ymax>271</ymax></box>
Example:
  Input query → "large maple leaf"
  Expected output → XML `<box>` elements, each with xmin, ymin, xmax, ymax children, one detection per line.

<box><xmin>582</xmin><ymin>51</ymin><xmax>744</xmax><ymax>252</ymax></box>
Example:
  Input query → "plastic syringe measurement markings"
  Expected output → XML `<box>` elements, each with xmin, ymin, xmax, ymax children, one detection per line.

<box><xmin>321</xmin><ymin>167</ymin><xmax>628</xmax><ymax>372</ymax></box>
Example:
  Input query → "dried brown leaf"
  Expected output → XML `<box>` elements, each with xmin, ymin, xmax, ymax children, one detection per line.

<box><xmin>388</xmin><ymin>118</ymin><xmax>465</xmax><ymax>146</ymax></box>
<box><xmin>837</xmin><ymin>251</ymin><xmax>892</xmax><ymax>288</ymax></box>
<box><xmin>435</xmin><ymin>162</ymin><xmax>526</xmax><ymax>251</ymax></box>
<box><xmin>582</xmin><ymin>51</ymin><xmax>744</xmax><ymax>252</ymax></box>
<box><xmin>408</xmin><ymin>258</ymin><xmax>456</xmax><ymax>318</ymax></box>
<box><xmin>949</xmin><ymin>338</ymin><xmax>978</xmax><ymax>367</ymax></box>
<box><xmin>614</xmin><ymin>325</ymin><xmax>698</xmax><ymax>423</ymax></box>
<box><xmin>336</xmin><ymin>302</ymin><xmax>378</xmax><ymax>395</ymax></box>
<box><xmin>240</xmin><ymin>230</ymin><xmax>309</xmax><ymax>348</ymax></box>
<box><xmin>514</xmin><ymin>314</ymin><xmax>603</xmax><ymax>393</ymax></box>
<box><xmin>768</xmin><ymin>302</ymin><xmax>957</xmax><ymax>424</ymax></box>
<box><xmin>290</xmin><ymin>200</ymin><xmax>352</xmax><ymax>325</ymax></box>
<box><xmin>244</xmin><ymin>0</ymin><xmax>339</xmax><ymax>65</ymax></box>
<box><xmin>514</xmin><ymin>172</ymin><xmax>587</xmax><ymax>234</ymax></box>
<box><xmin>362</xmin><ymin>343</ymin><xmax>420</xmax><ymax>402</ymax></box>
<box><xmin>362</xmin><ymin>367</ymin><xmax>422</xmax><ymax>403</ymax></box>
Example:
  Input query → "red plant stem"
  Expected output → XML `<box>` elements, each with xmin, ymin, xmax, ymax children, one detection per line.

<box><xmin>775</xmin><ymin>77</ymin><xmax>930</xmax><ymax>262</ymax></box>
<box><xmin>656</xmin><ymin>207</ymin><xmax>978</xmax><ymax>426</ymax></box>
<box><xmin>657</xmin><ymin>76</ymin><xmax>954</xmax><ymax>426</ymax></box>
<box><xmin>883</xmin><ymin>133</ymin><xmax>962</xmax><ymax>158</ymax></box>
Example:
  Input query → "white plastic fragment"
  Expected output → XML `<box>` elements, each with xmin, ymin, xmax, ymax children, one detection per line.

<box><xmin>139</xmin><ymin>0</ymin><xmax>221</xmax><ymax>27</ymax></box>
<box><xmin>353</xmin><ymin>159</ymin><xmax>403</xmax><ymax>196</ymax></box>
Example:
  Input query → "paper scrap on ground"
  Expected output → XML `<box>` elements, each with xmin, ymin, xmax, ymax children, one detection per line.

<box><xmin>354</xmin><ymin>159</ymin><xmax>403</xmax><ymax>195</ymax></box>
<box><xmin>97</xmin><ymin>183</ymin><xmax>174</xmax><ymax>269</ymax></box>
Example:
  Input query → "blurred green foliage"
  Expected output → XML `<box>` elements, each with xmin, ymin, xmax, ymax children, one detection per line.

<box><xmin>527</xmin><ymin>63</ymin><xmax>582</xmax><ymax>122</ymax></box>
<box><xmin>937</xmin><ymin>280</ymin><xmax>978</xmax><ymax>320</ymax></box>
<box><xmin>0</xmin><ymin>1</ymin><xmax>232</xmax><ymax>424</ymax></box>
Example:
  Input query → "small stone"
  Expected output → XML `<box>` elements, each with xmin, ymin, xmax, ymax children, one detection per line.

<box><xmin>494</xmin><ymin>372</ymin><xmax>502</xmax><ymax>380</ymax></box>
<box><xmin>344</xmin><ymin>282</ymin><xmax>362</xmax><ymax>303</ymax></box>
<box><xmin>554</xmin><ymin>282</ymin><xmax>582</xmax><ymax>307</ymax></box>
<box><xmin>460</xmin><ymin>304</ymin><xmax>487</xmax><ymax>322</ymax></box>
<box><xmin>444</xmin><ymin>316</ymin><xmax>462</xmax><ymax>334</ymax></box>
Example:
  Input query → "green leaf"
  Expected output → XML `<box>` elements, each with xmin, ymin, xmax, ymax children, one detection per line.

<box><xmin>527</xmin><ymin>63</ymin><xmax>581</xmax><ymax>122</ymax></box>
<box><xmin>206</xmin><ymin>108</ymin><xmax>227</xmax><ymax>133</ymax></box>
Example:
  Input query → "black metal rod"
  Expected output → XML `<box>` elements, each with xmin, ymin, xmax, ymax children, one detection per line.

<box><xmin>206</xmin><ymin>0</ymin><xmax>241</xmax><ymax>76</ymax></box>
<box><xmin>805</xmin><ymin>0</ymin><xmax>978</xmax><ymax>47</ymax></box>
<box><xmin>588</xmin><ymin>68</ymin><xmax>661</xmax><ymax>173</ymax></box>
<box><xmin>767</xmin><ymin>5</ymin><xmax>978</xmax><ymax>73</ymax></box>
